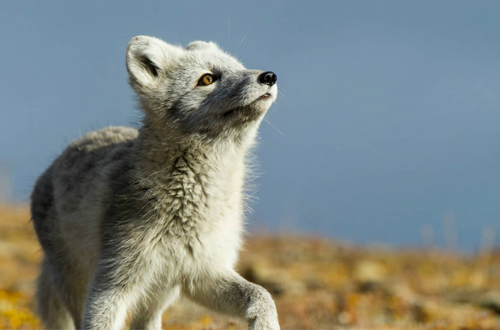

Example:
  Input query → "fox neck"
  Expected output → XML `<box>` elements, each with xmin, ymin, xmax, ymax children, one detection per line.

<box><xmin>132</xmin><ymin>120</ymin><xmax>256</xmax><ymax>194</ymax></box>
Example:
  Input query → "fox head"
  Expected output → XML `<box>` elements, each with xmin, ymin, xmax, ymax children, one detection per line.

<box><xmin>126</xmin><ymin>36</ymin><xmax>277</xmax><ymax>141</ymax></box>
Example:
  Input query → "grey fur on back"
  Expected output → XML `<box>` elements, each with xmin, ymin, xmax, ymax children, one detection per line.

<box><xmin>30</xmin><ymin>36</ymin><xmax>280</xmax><ymax>330</ymax></box>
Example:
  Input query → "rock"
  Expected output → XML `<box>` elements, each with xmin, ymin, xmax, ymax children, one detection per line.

<box><xmin>478</xmin><ymin>291</ymin><xmax>500</xmax><ymax>314</ymax></box>
<box><xmin>239</xmin><ymin>260</ymin><xmax>303</xmax><ymax>296</ymax></box>
<box><xmin>447</xmin><ymin>289</ymin><xmax>500</xmax><ymax>315</ymax></box>
<box><xmin>354</xmin><ymin>260</ymin><xmax>387</xmax><ymax>284</ymax></box>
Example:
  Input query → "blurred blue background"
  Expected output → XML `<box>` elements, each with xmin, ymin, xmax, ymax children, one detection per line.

<box><xmin>1</xmin><ymin>1</ymin><xmax>499</xmax><ymax>251</ymax></box>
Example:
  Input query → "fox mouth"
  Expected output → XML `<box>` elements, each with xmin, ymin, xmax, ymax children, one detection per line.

<box><xmin>259</xmin><ymin>93</ymin><xmax>271</xmax><ymax>100</ymax></box>
<box><xmin>222</xmin><ymin>93</ymin><xmax>272</xmax><ymax>118</ymax></box>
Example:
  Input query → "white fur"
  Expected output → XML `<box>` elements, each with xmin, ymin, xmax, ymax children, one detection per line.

<box><xmin>31</xmin><ymin>36</ymin><xmax>279</xmax><ymax>330</ymax></box>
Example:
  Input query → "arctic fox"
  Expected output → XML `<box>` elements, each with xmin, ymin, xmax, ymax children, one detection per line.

<box><xmin>30</xmin><ymin>36</ymin><xmax>279</xmax><ymax>330</ymax></box>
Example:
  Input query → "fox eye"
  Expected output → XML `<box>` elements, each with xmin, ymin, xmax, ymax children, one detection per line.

<box><xmin>198</xmin><ymin>73</ymin><xmax>216</xmax><ymax>86</ymax></box>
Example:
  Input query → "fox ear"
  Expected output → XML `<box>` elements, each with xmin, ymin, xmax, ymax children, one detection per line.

<box><xmin>126</xmin><ymin>36</ymin><xmax>183</xmax><ymax>91</ymax></box>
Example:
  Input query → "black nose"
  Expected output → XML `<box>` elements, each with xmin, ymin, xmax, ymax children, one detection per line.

<box><xmin>258</xmin><ymin>71</ymin><xmax>277</xmax><ymax>86</ymax></box>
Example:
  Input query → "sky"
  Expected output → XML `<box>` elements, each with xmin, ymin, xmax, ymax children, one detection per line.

<box><xmin>1</xmin><ymin>1</ymin><xmax>500</xmax><ymax>251</ymax></box>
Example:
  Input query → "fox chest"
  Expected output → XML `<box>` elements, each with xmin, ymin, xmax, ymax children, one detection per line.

<box><xmin>138</xmin><ymin>200</ymin><xmax>243</xmax><ymax>277</ymax></box>
<box><xmin>144</xmin><ymin>170</ymin><xmax>245</xmax><ymax>271</ymax></box>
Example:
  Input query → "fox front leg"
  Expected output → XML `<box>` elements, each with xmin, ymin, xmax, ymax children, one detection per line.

<box><xmin>82</xmin><ymin>261</ymin><xmax>135</xmax><ymax>330</ymax></box>
<box><xmin>185</xmin><ymin>271</ymin><xmax>280</xmax><ymax>330</ymax></box>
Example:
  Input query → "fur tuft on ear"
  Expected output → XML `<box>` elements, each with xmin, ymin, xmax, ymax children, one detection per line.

<box><xmin>126</xmin><ymin>36</ymin><xmax>183</xmax><ymax>91</ymax></box>
<box><xmin>186</xmin><ymin>41</ymin><xmax>219</xmax><ymax>51</ymax></box>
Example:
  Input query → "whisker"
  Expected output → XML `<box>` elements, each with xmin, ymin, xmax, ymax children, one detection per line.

<box><xmin>263</xmin><ymin>117</ymin><xmax>284</xmax><ymax>136</ymax></box>
<box><xmin>268</xmin><ymin>103</ymin><xmax>280</xmax><ymax>115</ymax></box>
<box><xmin>239</xmin><ymin>35</ymin><xmax>247</xmax><ymax>47</ymax></box>
<box><xmin>236</xmin><ymin>23</ymin><xmax>253</xmax><ymax>54</ymax></box>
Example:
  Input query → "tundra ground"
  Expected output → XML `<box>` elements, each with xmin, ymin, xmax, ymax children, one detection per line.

<box><xmin>0</xmin><ymin>205</ymin><xmax>499</xmax><ymax>330</ymax></box>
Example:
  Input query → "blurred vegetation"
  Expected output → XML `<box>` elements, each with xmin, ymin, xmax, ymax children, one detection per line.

<box><xmin>1</xmin><ymin>204</ymin><xmax>499</xmax><ymax>329</ymax></box>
